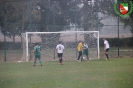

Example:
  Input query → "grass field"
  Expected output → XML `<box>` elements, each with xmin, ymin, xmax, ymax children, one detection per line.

<box><xmin>0</xmin><ymin>58</ymin><xmax>133</xmax><ymax>88</ymax></box>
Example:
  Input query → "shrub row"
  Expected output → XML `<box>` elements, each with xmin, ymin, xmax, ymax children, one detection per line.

<box><xmin>0</xmin><ymin>42</ymin><xmax>21</xmax><ymax>50</ymax></box>
<box><xmin>0</xmin><ymin>37</ymin><xmax>132</xmax><ymax>50</ymax></box>
<box><xmin>99</xmin><ymin>37</ymin><xmax>133</xmax><ymax>47</ymax></box>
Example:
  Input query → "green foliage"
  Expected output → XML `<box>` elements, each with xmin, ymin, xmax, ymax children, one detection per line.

<box><xmin>0</xmin><ymin>58</ymin><xmax>133</xmax><ymax>88</ymax></box>
<box><xmin>0</xmin><ymin>1</ymin><xmax>41</xmax><ymax>36</ymax></box>
<box><xmin>0</xmin><ymin>1</ymin><xmax>4</xmax><ymax>27</ymax></box>
<box><xmin>120</xmin><ymin>17</ymin><xmax>133</xmax><ymax>35</ymax></box>
<box><xmin>0</xmin><ymin>0</ymin><xmax>133</xmax><ymax>36</ymax></box>
<box><xmin>0</xmin><ymin>0</ymin><xmax>115</xmax><ymax>33</ymax></box>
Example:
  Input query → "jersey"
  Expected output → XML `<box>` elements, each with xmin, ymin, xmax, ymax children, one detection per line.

<box><xmin>82</xmin><ymin>44</ymin><xmax>89</xmax><ymax>55</ymax></box>
<box><xmin>34</xmin><ymin>45</ymin><xmax>41</xmax><ymax>55</ymax></box>
<box><xmin>56</xmin><ymin>44</ymin><xmax>64</xmax><ymax>53</ymax></box>
<box><xmin>104</xmin><ymin>40</ymin><xmax>110</xmax><ymax>49</ymax></box>
<box><xmin>83</xmin><ymin>44</ymin><xmax>88</xmax><ymax>49</ymax></box>
<box><xmin>77</xmin><ymin>42</ymin><xmax>83</xmax><ymax>51</ymax></box>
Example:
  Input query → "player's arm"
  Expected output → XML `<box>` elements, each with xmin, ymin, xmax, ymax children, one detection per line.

<box><xmin>77</xmin><ymin>44</ymin><xmax>79</xmax><ymax>51</ymax></box>
<box><xmin>62</xmin><ymin>45</ymin><xmax>65</xmax><ymax>52</ymax></box>
<box><xmin>56</xmin><ymin>46</ymin><xmax>58</xmax><ymax>53</ymax></box>
<box><xmin>86</xmin><ymin>44</ymin><xmax>88</xmax><ymax>49</ymax></box>
<box><xmin>83</xmin><ymin>45</ymin><xmax>86</xmax><ymax>49</ymax></box>
<box><xmin>56</xmin><ymin>49</ymin><xmax>58</xmax><ymax>53</ymax></box>
<box><xmin>34</xmin><ymin>47</ymin><xmax>36</xmax><ymax>54</ymax></box>
<box><xmin>81</xmin><ymin>43</ymin><xmax>83</xmax><ymax>50</ymax></box>
<box><xmin>104</xmin><ymin>44</ymin><xmax>106</xmax><ymax>51</ymax></box>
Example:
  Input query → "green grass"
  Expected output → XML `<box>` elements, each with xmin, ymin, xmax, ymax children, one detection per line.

<box><xmin>0</xmin><ymin>58</ymin><xmax>133</xmax><ymax>88</ymax></box>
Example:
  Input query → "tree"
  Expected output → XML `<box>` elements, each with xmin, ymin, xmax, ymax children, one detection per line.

<box><xmin>34</xmin><ymin>0</ymin><xmax>81</xmax><ymax>43</ymax></box>
<box><xmin>0</xmin><ymin>0</ymin><xmax>41</xmax><ymax>43</ymax></box>
<box><xmin>117</xmin><ymin>0</ymin><xmax>133</xmax><ymax>36</ymax></box>
<box><xmin>1</xmin><ymin>0</ymin><xmax>132</xmax><ymax>37</ymax></box>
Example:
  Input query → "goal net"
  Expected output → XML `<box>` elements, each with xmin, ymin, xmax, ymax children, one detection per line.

<box><xmin>21</xmin><ymin>31</ymin><xmax>99</xmax><ymax>62</ymax></box>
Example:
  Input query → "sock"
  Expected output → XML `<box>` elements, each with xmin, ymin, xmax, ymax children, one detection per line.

<box><xmin>59</xmin><ymin>59</ymin><xmax>61</xmax><ymax>63</ymax></box>
<box><xmin>61</xmin><ymin>58</ymin><xmax>62</xmax><ymax>63</ymax></box>
<box><xmin>87</xmin><ymin>56</ymin><xmax>89</xmax><ymax>60</ymax></box>
<box><xmin>105</xmin><ymin>54</ymin><xmax>109</xmax><ymax>59</ymax></box>
<box><xmin>39</xmin><ymin>59</ymin><xmax>42</xmax><ymax>65</ymax></box>
<box><xmin>80</xmin><ymin>56</ymin><xmax>83</xmax><ymax>61</ymax></box>
<box><xmin>34</xmin><ymin>60</ymin><xmax>36</xmax><ymax>65</ymax></box>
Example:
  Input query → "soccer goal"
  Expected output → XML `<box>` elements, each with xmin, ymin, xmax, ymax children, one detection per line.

<box><xmin>21</xmin><ymin>31</ymin><xmax>99</xmax><ymax>62</ymax></box>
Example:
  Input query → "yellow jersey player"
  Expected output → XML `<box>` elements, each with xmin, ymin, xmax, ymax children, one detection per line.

<box><xmin>77</xmin><ymin>40</ymin><xmax>83</xmax><ymax>61</ymax></box>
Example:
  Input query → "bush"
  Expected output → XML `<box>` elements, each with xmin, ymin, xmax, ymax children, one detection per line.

<box><xmin>99</xmin><ymin>37</ymin><xmax>133</xmax><ymax>47</ymax></box>
<box><xmin>0</xmin><ymin>42</ymin><xmax>21</xmax><ymax>50</ymax></box>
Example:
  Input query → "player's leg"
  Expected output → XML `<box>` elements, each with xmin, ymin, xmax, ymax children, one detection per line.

<box><xmin>38</xmin><ymin>55</ymin><xmax>42</xmax><ymax>66</ymax></box>
<box><xmin>80</xmin><ymin>50</ymin><xmax>84</xmax><ymax>61</ymax></box>
<box><xmin>105</xmin><ymin>49</ymin><xmax>109</xmax><ymax>60</ymax></box>
<box><xmin>86</xmin><ymin>49</ymin><xmax>89</xmax><ymax>60</ymax></box>
<box><xmin>39</xmin><ymin>59</ymin><xmax>42</xmax><ymax>66</ymax></box>
<box><xmin>33</xmin><ymin>57</ymin><xmax>37</xmax><ymax>66</ymax></box>
<box><xmin>77</xmin><ymin>51</ymin><xmax>82</xmax><ymax>60</ymax></box>
<box><xmin>58</xmin><ymin>53</ymin><xmax>61</xmax><ymax>64</ymax></box>
<box><xmin>80</xmin><ymin>55</ymin><xmax>84</xmax><ymax>61</ymax></box>
<box><xmin>82</xmin><ymin>49</ymin><xmax>89</xmax><ymax>61</ymax></box>
<box><xmin>86</xmin><ymin>54</ymin><xmax>89</xmax><ymax>62</ymax></box>
<box><xmin>60</xmin><ymin>53</ymin><xmax>63</xmax><ymax>65</ymax></box>
<box><xmin>33</xmin><ymin>53</ymin><xmax>36</xmax><ymax>66</ymax></box>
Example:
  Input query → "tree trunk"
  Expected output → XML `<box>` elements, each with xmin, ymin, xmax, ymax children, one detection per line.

<box><xmin>13</xmin><ymin>35</ymin><xmax>15</xmax><ymax>43</ymax></box>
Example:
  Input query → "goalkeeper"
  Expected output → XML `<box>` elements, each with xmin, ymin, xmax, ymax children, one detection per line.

<box><xmin>81</xmin><ymin>41</ymin><xmax>89</xmax><ymax>61</ymax></box>
<box><xmin>77</xmin><ymin>40</ymin><xmax>83</xmax><ymax>61</ymax></box>
<box><xmin>33</xmin><ymin>43</ymin><xmax>42</xmax><ymax>66</ymax></box>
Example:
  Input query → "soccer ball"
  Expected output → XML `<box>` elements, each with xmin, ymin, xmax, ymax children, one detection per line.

<box><xmin>83</xmin><ymin>57</ymin><xmax>85</xmax><ymax>59</ymax></box>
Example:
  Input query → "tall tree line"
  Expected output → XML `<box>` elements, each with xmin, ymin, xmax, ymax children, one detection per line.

<box><xmin>0</xmin><ymin>0</ymin><xmax>132</xmax><ymax>40</ymax></box>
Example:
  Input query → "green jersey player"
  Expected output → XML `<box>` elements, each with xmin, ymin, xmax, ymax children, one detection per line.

<box><xmin>81</xmin><ymin>42</ymin><xmax>89</xmax><ymax>61</ymax></box>
<box><xmin>33</xmin><ymin>43</ymin><xmax>42</xmax><ymax>66</ymax></box>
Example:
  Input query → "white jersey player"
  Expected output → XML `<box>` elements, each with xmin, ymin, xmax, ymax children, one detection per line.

<box><xmin>56</xmin><ymin>41</ymin><xmax>64</xmax><ymax>65</ymax></box>
<box><xmin>103</xmin><ymin>39</ymin><xmax>110</xmax><ymax>60</ymax></box>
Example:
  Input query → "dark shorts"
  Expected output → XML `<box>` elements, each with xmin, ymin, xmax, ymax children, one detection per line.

<box><xmin>105</xmin><ymin>48</ymin><xmax>109</xmax><ymax>52</ymax></box>
<box><xmin>58</xmin><ymin>53</ymin><xmax>63</xmax><ymax>58</ymax></box>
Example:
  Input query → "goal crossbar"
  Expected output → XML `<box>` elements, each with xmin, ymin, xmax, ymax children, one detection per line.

<box><xmin>26</xmin><ymin>31</ymin><xmax>99</xmax><ymax>34</ymax></box>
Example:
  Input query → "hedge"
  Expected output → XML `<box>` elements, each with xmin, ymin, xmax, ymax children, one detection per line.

<box><xmin>0</xmin><ymin>37</ymin><xmax>133</xmax><ymax>50</ymax></box>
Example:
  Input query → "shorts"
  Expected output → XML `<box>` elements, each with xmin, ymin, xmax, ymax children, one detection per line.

<box><xmin>105</xmin><ymin>48</ymin><xmax>109</xmax><ymax>52</ymax></box>
<box><xmin>82</xmin><ymin>49</ymin><xmax>89</xmax><ymax>56</ymax></box>
<box><xmin>58</xmin><ymin>53</ymin><xmax>63</xmax><ymax>58</ymax></box>
<box><xmin>35</xmin><ymin>53</ymin><xmax>41</xmax><ymax>59</ymax></box>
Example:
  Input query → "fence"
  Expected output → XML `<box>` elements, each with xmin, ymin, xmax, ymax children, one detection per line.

<box><xmin>0</xmin><ymin>0</ymin><xmax>133</xmax><ymax>62</ymax></box>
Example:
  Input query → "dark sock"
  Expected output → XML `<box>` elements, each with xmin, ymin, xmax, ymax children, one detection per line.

<box><xmin>59</xmin><ymin>59</ymin><xmax>61</xmax><ymax>63</ymax></box>
<box><xmin>61</xmin><ymin>58</ymin><xmax>62</xmax><ymax>63</ymax></box>
<box><xmin>87</xmin><ymin>56</ymin><xmax>89</xmax><ymax>60</ymax></box>
<box><xmin>80</xmin><ymin>56</ymin><xmax>83</xmax><ymax>61</ymax></box>
<box><xmin>105</xmin><ymin>54</ymin><xmax>109</xmax><ymax>59</ymax></box>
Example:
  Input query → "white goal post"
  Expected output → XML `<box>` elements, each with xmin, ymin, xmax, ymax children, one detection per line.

<box><xmin>21</xmin><ymin>31</ymin><xmax>99</xmax><ymax>62</ymax></box>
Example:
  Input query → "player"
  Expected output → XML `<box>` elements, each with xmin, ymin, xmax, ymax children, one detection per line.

<box><xmin>77</xmin><ymin>40</ymin><xmax>83</xmax><ymax>61</ymax></box>
<box><xmin>33</xmin><ymin>43</ymin><xmax>42</xmax><ymax>66</ymax></box>
<box><xmin>56</xmin><ymin>41</ymin><xmax>64</xmax><ymax>65</ymax></box>
<box><xmin>103</xmin><ymin>39</ymin><xmax>110</xmax><ymax>60</ymax></box>
<box><xmin>81</xmin><ymin>41</ymin><xmax>89</xmax><ymax>61</ymax></box>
